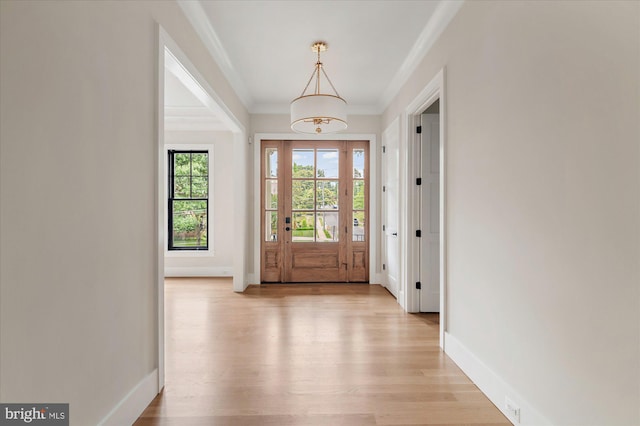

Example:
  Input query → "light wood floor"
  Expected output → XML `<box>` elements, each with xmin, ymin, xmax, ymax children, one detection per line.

<box><xmin>135</xmin><ymin>278</ymin><xmax>509</xmax><ymax>426</ymax></box>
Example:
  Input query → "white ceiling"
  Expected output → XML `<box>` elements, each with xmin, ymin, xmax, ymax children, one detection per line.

<box><xmin>179</xmin><ymin>0</ymin><xmax>463</xmax><ymax>115</ymax></box>
<box><xmin>164</xmin><ymin>54</ymin><xmax>227</xmax><ymax>131</ymax></box>
<box><xmin>165</xmin><ymin>69</ymin><xmax>203</xmax><ymax>108</ymax></box>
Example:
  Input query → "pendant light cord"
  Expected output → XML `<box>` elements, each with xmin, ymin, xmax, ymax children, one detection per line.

<box><xmin>297</xmin><ymin>47</ymin><xmax>341</xmax><ymax>98</ymax></box>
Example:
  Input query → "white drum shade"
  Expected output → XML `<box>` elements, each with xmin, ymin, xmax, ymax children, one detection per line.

<box><xmin>290</xmin><ymin>94</ymin><xmax>347</xmax><ymax>134</ymax></box>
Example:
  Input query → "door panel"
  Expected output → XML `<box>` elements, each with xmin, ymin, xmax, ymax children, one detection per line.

<box><xmin>348</xmin><ymin>144</ymin><xmax>368</xmax><ymax>282</ymax></box>
<box><xmin>383</xmin><ymin>127</ymin><xmax>400</xmax><ymax>297</ymax></box>
<box><xmin>261</xmin><ymin>141</ymin><xmax>283</xmax><ymax>282</ymax></box>
<box><xmin>261</xmin><ymin>140</ymin><xmax>368</xmax><ymax>283</ymax></box>
<box><xmin>288</xmin><ymin>247</ymin><xmax>344</xmax><ymax>282</ymax></box>
<box><xmin>285</xmin><ymin>141</ymin><xmax>346</xmax><ymax>282</ymax></box>
<box><xmin>349</xmin><ymin>249</ymin><xmax>367</xmax><ymax>282</ymax></box>
<box><xmin>420</xmin><ymin>114</ymin><xmax>440</xmax><ymax>312</ymax></box>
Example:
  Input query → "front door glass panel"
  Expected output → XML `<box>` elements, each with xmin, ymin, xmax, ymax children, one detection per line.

<box><xmin>291</xmin><ymin>148</ymin><xmax>340</xmax><ymax>243</ymax></box>
<box><xmin>352</xmin><ymin>148</ymin><xmax>366</xmax><ymax>242</ymax></box>
<box><xmin>264</xmin><ymin>147</ymin><xmax>278</xmax><ymax>242</ymax></box>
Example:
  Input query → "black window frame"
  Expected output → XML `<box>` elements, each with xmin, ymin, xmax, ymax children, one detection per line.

<box><xmin>168</xmin><ymin>150</ymin><xmax>209</xmax><ymax>251</ymax></box>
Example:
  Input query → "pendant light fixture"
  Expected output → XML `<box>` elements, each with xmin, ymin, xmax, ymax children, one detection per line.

<box><xmin>290</xmin><ymin>42</ymin><xmax>347</xmax><ymax>134</ymax></box>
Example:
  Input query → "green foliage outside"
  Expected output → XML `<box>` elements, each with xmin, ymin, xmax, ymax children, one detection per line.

<box><xmin>288</xmin><ymin>158</ymin><xmax>363</xmax><ymax>241</ymax></box>
<box><xmin>292</xmin><ymin>163</ymin><xmax>339</xmax><ymax>210</ymax></box>
<box><xmin>172</xmin><ymin>152</ymin><xmax>208</xmax><ymax>248</ymax></box>
<box><xmin>174</xmin><ymin>152</ymin><xmax>208</xmax><ymax>198</ymax></box>
<box><xmin>172</xmin><ymin>200</ymin><xmax>207</xmax><ymax>247</ymax></box>
<box><xmin>292</xmin><ymin>229</ymin><xmax>315</xmax><ymax>238</ymax></box>
<box><xmin>353</xmin><ymin>180</ymin><xmax>365</xmax><ymax>210</ymax></box>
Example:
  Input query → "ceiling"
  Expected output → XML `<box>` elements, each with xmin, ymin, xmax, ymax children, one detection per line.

<box><xmin>178</xmin><ymin>0</ymin><xmax>463</xmax><ymax>115</ymax></box>
<box><xmin>164</xmin><ymin>52</ymin><xmax>227</xmax><ymax>131</ymax></box>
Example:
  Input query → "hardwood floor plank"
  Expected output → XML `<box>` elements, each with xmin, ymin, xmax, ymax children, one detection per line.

<box><xmin>135</xmin><ymin>413</ymin><xmax>377</xmax><ymax>426</ymax></box>
<box><xmin>135</xmin><ymin>278</ymin><xmax>509</xmax><ymax>425</ymax></box>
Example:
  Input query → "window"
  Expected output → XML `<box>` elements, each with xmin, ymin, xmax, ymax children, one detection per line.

<box><xmin>264</xmin><ymin>146</ymin><xmax>278</xmax><ymax>241</ymax></box>
<box><xmin>168</xmin><ymin>150</ymin><xmax>208</xmax><ymax>250</ymax></box>
<box><xmin>352</xmin><ymin>148</ymin><xmax>366</xmax><ymax>242</ymax></box>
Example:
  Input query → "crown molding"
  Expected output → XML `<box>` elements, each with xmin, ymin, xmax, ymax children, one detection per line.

<box><xmin>377</xmin><ymin>0</ymin><xmax>464</xmax><ymax>112</ymax></box>
<box><xmin>177</xmin><ymin>0</ymin><xmax>253</xmax><ymax>110</ymax></box>
<box><xmin>178</xmin><ymin>0</ymin><xmax>463</xmax><ymax>118</ymax></box>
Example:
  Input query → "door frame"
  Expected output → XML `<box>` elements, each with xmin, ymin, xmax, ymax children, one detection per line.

<box><xmin>253</xmin><ymin>133</ymin><xmax>378</xmax><ymax>285</ymax></box>
<box><xmin>402</xmin><ymin>68</ymin><xmax>447</xmax><ymax>348</ymax></box>
<box><xmin>381</xmin><ymin>117</ymin><xmax>401</xmax><ymax>298</ymax></box>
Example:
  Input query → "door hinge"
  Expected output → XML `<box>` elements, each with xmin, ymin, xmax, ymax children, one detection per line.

<box><xmin>382</xmin><ymin>263</ymin><xmax>386</xmax><ymax>270</ymax></box>
<box><xmin>383</xmin><ymin>185</ymin><xmax>386</xmax><ymax>192</ymax></box>
<box><xmin>416</xmin><ymin>177</ymin><xmax>422</xmax><ymax>185</ymax></box>
<box><xmin>416</xmin><ymin>230</ymin><xmax>422</xmax><ymax>237</ymax></box>
<box><xmin>416</xmin><ymin>126</ymin><xmax>422</xmax><ymax>134</ymax></box>
<box><xmin>382</xmin><ymin>145</ymin><xmax>386</xmax><ymax>153</ymax></box>
<box><xmin>416</xmin><ymin>282</ymin><xmax>422</xmax><ymax>289</ymax></box>
<box><xmin>382</xmin><ymin>224</ymin><xmax>386</xmax><ymax>231</ymax></box>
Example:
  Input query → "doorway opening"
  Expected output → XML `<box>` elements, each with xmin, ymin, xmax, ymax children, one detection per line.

<box><xmin>253</xmin><ymin>133</ymin><xmax>378</xmax><ymax>285</ymax></box>
<box><xmin>261</xmin><ymin>140</ymin><xmax>369</xmax><ymax>283</ymax></box>
<box><xmin>157</xmin><ymin>27</ymin><xmax>246</xmax><ymax>390</ymax></box>
<box><xmin>418</xmin><ymin>100</ymin><xmax>440</xmax><ymax>313</ymax></box>
<box><xmin>405</xmin><ymin>69</ymin><xmax>446</xmax><ymax>349</ymax></box>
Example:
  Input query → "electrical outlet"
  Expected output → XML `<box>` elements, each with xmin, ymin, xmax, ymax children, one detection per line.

<box><xmin>505</xmin><ymin>397</ymin><xmax>521</xmax><ymax>423</ymax></box>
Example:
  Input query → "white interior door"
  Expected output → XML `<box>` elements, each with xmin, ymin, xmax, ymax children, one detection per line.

<box><xmin>420</xmin><ymin>113</ymin><xmax>440</xmax><ymax>312</ymax></box>
<box><xmin>383</xmin><ymin>125</ymin><xmax>400</xmax><ymax>298</ymax></box>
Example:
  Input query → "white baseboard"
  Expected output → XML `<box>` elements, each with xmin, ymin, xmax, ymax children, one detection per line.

<box><xmin>444</xmin><ymin>332</ymin><xmax>551</xmax><ymax>426</ymax></box>
<box><xmin>164</xmin><ymin>266</ymin><xmax>233</xmax><ymax>277</ymax></box>
<box><xmin>98</xmin><ymin>369</ymin><xmax>158</xmax><ymax>426</ymax></box>
<box><xmin>371</xmin><ymin>273</ymin><xmax>384</xmax><ymax>285</ymax></box>
<box><xmin>398</xmin><ymin>289</ymin><xmax>406</xmax><ymax>310</ymax></box>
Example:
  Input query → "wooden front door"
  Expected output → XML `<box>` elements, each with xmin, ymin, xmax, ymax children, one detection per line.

<box><xmin>261</xmin><ymin>140</ymin><xmax>368</xmax><ymax>283</ymax></box>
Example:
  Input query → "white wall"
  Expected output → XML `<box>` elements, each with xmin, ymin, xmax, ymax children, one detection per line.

<box><xmin>383</xmin><ymin>1</ymin><xmax>640</xmax><ymax>424</ymax></box>
<box><xmin>0</xmin><ymin>1</ymin><xmax>249</xmax><ymax>424</ymax></box>
<box><xmin>164</xmin><ymin>131</ymin><xmax>234</xmax><ymax>277</ymax></box>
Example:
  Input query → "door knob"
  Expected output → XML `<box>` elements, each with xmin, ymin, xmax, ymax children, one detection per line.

<box><xmin>285</xmin><ymin>227</ymin><xmax>291</xmax><ymax>231</ymax></box>
<box><xmin>392</xmin><ymin>232</ymin><xmax>398</xmax><ymax>236</ymax></box>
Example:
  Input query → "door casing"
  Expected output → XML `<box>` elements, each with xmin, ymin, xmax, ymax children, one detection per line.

<box><xmin>253</xmin><ymin>133</ymin><xmax>379</xmax><ymax>285</ymax></box>
<box><xmin>157</xmin><ymin>26</ymin><xmax>247</xmax><ymax>390</ymax></box>
<box><xmin>261</xmin><ymin>140</ymin><xmax>369</xmax><ymax>283</ymax></box>
<box><xmin>403</xmin><ymin>68</ymin><xmax>447</xmax><ymax>349</ymax></box>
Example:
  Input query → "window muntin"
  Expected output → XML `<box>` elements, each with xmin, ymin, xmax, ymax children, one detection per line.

<box><xmin>168</xmin><ymin>150</ymin><xmax>209</xmax><ymax>250</ymax></box>
<box><xmin>264</xmin><ymin>147</ymin><xmax>279</xmax><ymax>241</ymax></box>
<box><xmin>291</xmin><ymin>148</ymin><xmax>340</xmax><ymax>243</ymax></box>
<box><xmin>352</xmin><ymin>148</ymin><xmax>366</xmax><ymax>242</ymax></box>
